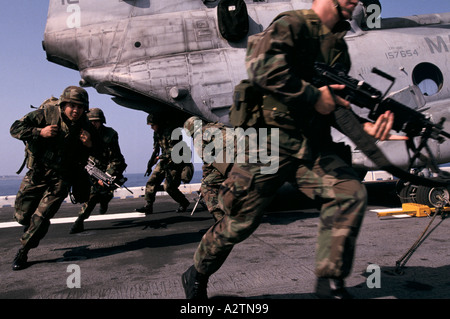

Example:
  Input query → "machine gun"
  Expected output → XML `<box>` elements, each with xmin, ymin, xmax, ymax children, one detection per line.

<box><xmin>313</xmin><ymin>62</ymin><xmax>450</xmax><ymax>181</ymax></box>
<box><xmin>85</xmin><ymin>158</ymin><xmax>133</xmax><ymax>194</ymax></box>
<box><xmin>313</xmin><ymin>62</ymin><xmax>450</xmax><ymax>141</ymax></box>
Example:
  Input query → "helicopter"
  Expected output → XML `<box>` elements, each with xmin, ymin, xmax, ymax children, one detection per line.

<box><xmin>42</xmin><ymin>0</ymin><xmax>450</xmax><ymax>207</ymax></box>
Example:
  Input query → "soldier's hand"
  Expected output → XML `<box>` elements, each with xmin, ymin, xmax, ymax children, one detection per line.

<box><xmin>363</xmin><ymin>110</ymin><xmax>409</xmax><ymax>141</ymax></box>
<box><xmin>40</xmin><ymin>124</ymin><xmax>59</xmax><ymax>138</ymax></box>
<box><xmin>315</xmin><ymin>84</ymin><xmax>350</xmax><ymax>115</ymax></box>
<box><xmin>80</xmin><ymin>129</ymin><xmax>92</xmax><ymax>147</ymax></box>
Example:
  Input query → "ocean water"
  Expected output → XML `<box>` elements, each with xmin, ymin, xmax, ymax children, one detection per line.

<box><xmin>0</xmin><ymin>171</ymin><xmax>203</xmax><ymax>196</ymax></box>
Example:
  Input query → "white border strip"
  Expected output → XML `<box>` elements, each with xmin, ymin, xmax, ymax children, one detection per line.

<box><xmin>0</xmin><ymin>212</ymin><xmax>147</xmax><ymax>229</ymax></box>
<box><xmin>0</xmin><ymin>183</ymin><xmax>201</xmax><ymax>207</ymax></box>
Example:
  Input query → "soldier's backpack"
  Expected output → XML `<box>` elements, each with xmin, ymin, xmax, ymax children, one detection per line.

<box><xmin>217</xmin><ymin>0</ymin><xmax>249</xmax><ymax>42</ymax></box>
<box><xmin>39</xmin><ymin>96</ymin><xmax>59</xmax><ymax>110</ymax></box>
<box><xmin>16</xmin><ymin>97</ymin><xmax>60</xmax><ymax>174</ymax></box>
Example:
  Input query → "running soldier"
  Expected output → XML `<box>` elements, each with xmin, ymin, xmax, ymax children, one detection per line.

<box><xmin>182</xmin><ymin>0</ymin><xmax>407</xmax><ymax>299</ymax></box>
<box><xmin>70</xmin><ymin>108</ymin><xmax>127</xmax><ymax>234</ymax></box>
<box><xmin>10</xmin><ymin>86</ymin><xmax>99</xmax><ymax>270</ymax></box>
<box><xmin>136</xmin><ymin>113</ymin><xmax>192</xmax><ymax>215</ymax></box>
<box><xmin>184</xmin><ymin>116</ymin><xmax>237</xmax><ymax>222</ymax></box>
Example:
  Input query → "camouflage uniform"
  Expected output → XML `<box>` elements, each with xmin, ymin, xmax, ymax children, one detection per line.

<box><xmin>141</xmin><ymin>116</ymin><xmax>191</xmax><ymax>213</ymax></box>
<box><xmin>192</xmin><ymin>10</ymin><xmax>367</xmax><ymax>282</ymax></box>
<box><xmin>71</xmin><ymin>108</ymin><xmax>127</xmax><ymax>233</ymax></box>
<box><xmin>10</xmin><ymin>86</ymin><xmax>98</xmax><ymax>269</ymax></box>
<box><xmin>200</xmin><ymin>167</ymin><xmax>226</xmax><ymax>221</ymax></box>
<box><xmin>184</xmin><ymin>116</ymin><xmax>236</xmax><ymax>221</ymax></box>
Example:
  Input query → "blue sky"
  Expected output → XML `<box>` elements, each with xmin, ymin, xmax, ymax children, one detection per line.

<box><xmin>0</xmin><ymin>1</ymin><xmax>449</xmax><ymax>176</ymax></box>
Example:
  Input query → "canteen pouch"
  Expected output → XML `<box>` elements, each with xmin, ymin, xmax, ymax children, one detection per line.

<box><xmin>229</xmin><ymin>79</ymin><xmax>263</xmax><ymax>128</ymax></box>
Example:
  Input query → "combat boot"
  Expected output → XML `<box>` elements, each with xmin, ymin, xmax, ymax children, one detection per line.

<box><xmin>136</xmin><ymin>203</ymin><xmax>153</xmax><ymax>215</ymax></box>
<box><xmin>176</xmin><ymin>200</ymin><xmax>190</xmax><ymax>213</ymax></box>
<box><xmin>181</xmin><ymin>265</ymin><xmax>209</xmax><ymax>299</ymax></box>
<box><xmin>12</xmin><ymin>248</ymin><xmax>29</xmax><ymax>271</ymax></box>
<box><xmin>99</xmin><ymin>201</ymin><xmax>108</xmax><ymax>214</ymax></box>
<box><xmin>69</xmin><ymin>218</ymin><xmax>84</xmax><ymax>234</ymax></box>
<box><xmin>315</xmin><ymin>277</ymin><xmax>353</xmax><ymax>299</ymax></box>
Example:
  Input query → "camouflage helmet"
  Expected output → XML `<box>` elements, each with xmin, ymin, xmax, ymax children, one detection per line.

<box><xmin>87</xmin><ymin>108</ymin><xmax>106</xmax><ymax>123</ymax></box>
<box><xmin>183</xmin><ymin>116</ymin><xmax>203</xmax><ymax>137</ymax></box>
<box><xmin>59</xmin><ymin>86</ymin><xmax>89</xmax><ymax>111</ymax></box>
<box><xmin>146</xmin><ymin>113</ymin><xmax>162</xmax><ymax>125</ymax></box>
<box><xmin>360</xmin><ymin>0</ymin><xmax>381</xmax><ymax>8</ymax></box>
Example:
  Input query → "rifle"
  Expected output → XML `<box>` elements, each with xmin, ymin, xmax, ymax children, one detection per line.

<box><xmin>145</xmin><ymin>145</ymin><xmax>160</xmax><ymax>176</ymax></box>
<box><xmin>312</xmin><ymin>62</ymin><xmax>450</xmax><ymax>183</ymax></box>
<box><xmin>191</xmin><ymin>191</ymin><xmax>203</xmax><ymax>216</ymax></box>
<box><xmin>85</xmin><ymin>158</ymin><xmax>133</xmax><ymax>194</ymax></box>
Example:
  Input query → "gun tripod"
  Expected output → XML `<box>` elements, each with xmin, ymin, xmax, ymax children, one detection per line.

<box><xmin>395</xmin><ymin>197</ymin><xmax>449</xmax><ymax>274</ymax></box>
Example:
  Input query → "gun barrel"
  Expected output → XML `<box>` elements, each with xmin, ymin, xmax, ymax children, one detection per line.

<box><xmin>372</xmin><ymin>67</ymin><xmax>395</xmax><ymax>82</ymax></box>
<box><xmin>440</xmin><ymin>130</ymin><xmax>450</xmax><ymax>139</ymax></box>
<box><xmin>116</xmin><ymin>183</ymin><xmax>133</xmax><ymax>194</ymax></box>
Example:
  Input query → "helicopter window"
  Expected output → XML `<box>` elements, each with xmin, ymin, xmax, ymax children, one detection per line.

<box><xmin>412</xmin><ymin>62</ymin><xmax>443</xmax><ymax>96</ymax></box>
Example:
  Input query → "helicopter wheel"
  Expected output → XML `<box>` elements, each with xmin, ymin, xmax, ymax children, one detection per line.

<box><xmin>415</xmin><ymin>186</ymin><xmax>450</xmax><ymax>208</ymax></box>
<box><xmin>396</xmin><ymin>180</ymin><xmax>417</xmax><ymax>204</ymax></box>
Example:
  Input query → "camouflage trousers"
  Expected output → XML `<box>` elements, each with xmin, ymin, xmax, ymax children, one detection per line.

<box><xmin>144</xmin><ymin>161</ymin><xmax>189</xmax><ymax>207</ymax></box>
<box><xmin>77</xmin><ymin>185</ymin><xmax>114</xmax><ymax>220</ymax></box>
<box><xmin>14</xmin><ymin>169</ymin><xmax>71</xmax><ymax>250</ymax></box>
<box><xmin>200</xmin><ymin>165</ymin><xmax>226</xmax><ymax>221</ymax></box>
<box><xmin>193</xmin><ymin>142</ymin><xmax>367</xmax><ymax>279</ymax></box>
